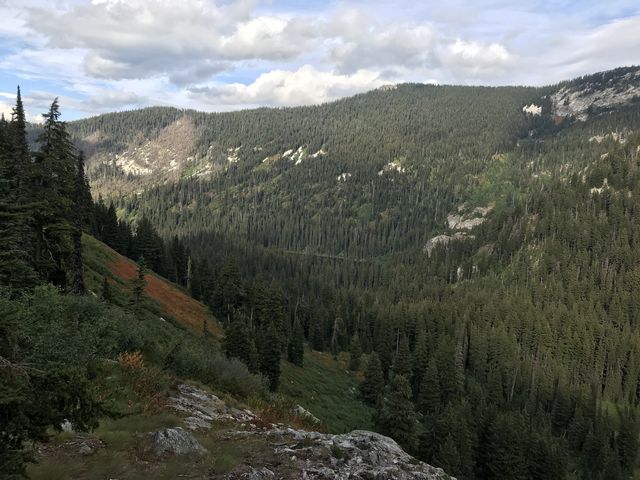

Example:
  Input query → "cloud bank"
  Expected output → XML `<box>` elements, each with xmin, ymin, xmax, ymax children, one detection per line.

<box><xmin>0</xmin><ymin>0</ymin><xmax>638</xmax><ymax>118</ymax></box>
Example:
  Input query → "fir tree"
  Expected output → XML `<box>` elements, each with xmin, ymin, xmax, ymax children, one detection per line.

<box><xmin>376</xmin><ymin>374</ymin><xmax>417</xmax><ymax>452</ymax></box>
<box><xmin>67</xmin><ymin>151</ymin><xmax>88</xmax><ymax>294</ymax></box>
<box><xmin>287</xmin><ymin>318</ymin><xmax>304</xmax><ymax>367</ymax></box>
<box><xmin>260</xmin><ymin>325</ymin><xmax>281</xmax><ymax>391</ymax></box>
<box><xmin>224</xmin><ymin>314</ymin><xmax>255</xmax><ymax>368</ymax></box>
<box><xmin>216</xmin><ymin>257</ymin><xmax>243</xmax><ymax>321</ymax></box>
<box><xmin>376</xmin><ymin>320</ymin><xmax>395</xmax><ymax>380</ymax></box>
<box><xmin>435</xmin><ymin>434</ymin><xmax>461</xmax><ymax>476</ymax></box>
<box><xmin>330</xmin><ymin>316</ymin><xmax>345</xmax><ymax>359</ymax></box>
<box><xmin>417</xmin><ymin>359</ymin><xmax>441</xmax><ymax>414</ymax></box>
<box><xmin>128</xmin><ymin>258</ymin><xmax>146</xmax><ymax>311</ymax></box>
<box><xmin>101</xmin><ymin>276</ymin><xmax>112</xmax><ymax>302</ymax></box>
<box><xmin>616</xmin><ymin>410</ymin><xmax>638</xmax><ymax>474</ymax></box>
<box><xmin>10</xmin><ymin>86</ymin><xmax>31</xmax><ymax>200</ymax></box>
<box><xmin>349</xmin><ymin>334</ymin><xmax>362</xmax><ymax>371</ymax></box>
<box><xmin>32</xmin><ymin>98</ymin><xmax>77</xmax><ymax>287</ymax></box>
<box><xmin>0</xmin><ymin>97</ymin><xmax>36</xmax><ymax>289</ymax></box>
<box><xmin>392</xmin><ymin>335</ymin><xmax>412</xmax><ymax>379</ymax></box>
<box><xmin>360</xmin><ymin>352</ymin><xmax>385</xmax><ymax>405</ymax></box>
<box><xmin>311</xmin><ymin>319</ymin><xmax>324</xmax><ymax>351</ymax></box>
<box><xmin>411</xmin><ymin>329</ymin><xmax>429</xmax><ymax>397</ymax></box>
<box><xmin>133</xmin><ymin>216</ymin><xmax>164</xmax><ymax>274</ymax></box>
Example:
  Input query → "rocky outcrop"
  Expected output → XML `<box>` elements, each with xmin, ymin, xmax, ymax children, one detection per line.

<box><xmin>165</xmin><ymin>384</ymin><xmax>454</xmax><ymax>479</ymax></box>
<box><xmin>551</xmin><ymin>68</ymin><xmax>640</xmax><ymax>121</ymax></box>
<box><xmin>447</xmin><ymin>204</ymin><xmax>493</xmax><ymax>230</ymax></box>
<box><xmin>522</xmin><ymin>104</ymin><xmax>542</xmax><ymax>116</ymax></box>
<box><xmin>144</xmin><ymin>427</ymin><xmax>208</xmax><ymax>457</ymax></box>
<box><xmin>424</xmin><ymin>203</ymin><xmax>494</xmax><ymax>257</ymax></box>
<box><xmin>229</xmin><ymin>428</ymin><xmax>452</xmax><ymax>479</ymax></box>
<box><xmin>168</xmin><ymin>383</ymin><xmax>257</xmax><ymax>430</ymax></box>
<box><xmin>423</xmin><ymin>232</ymin><xmax>473</xmax><ymax>257</ymax></box>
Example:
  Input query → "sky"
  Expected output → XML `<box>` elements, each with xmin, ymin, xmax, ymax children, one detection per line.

<box><xmin>1</xmin><ymin>0</ymin><xmax>639</xmax><ymax>121</ymax></box>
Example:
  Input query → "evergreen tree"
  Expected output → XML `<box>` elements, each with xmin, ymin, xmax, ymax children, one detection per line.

<box><xmin>330</xmin><ymin>316</ymin><xmax>345</xmax><ymax>359</ymax></box>
<box><xmin>10</xmin><ymin>86</ymin><xmax>31</xmax><ymax>200</ymax></box>
<box><xmin>0</xmin><ymin>98</ymin><xmax>36</xmax><ymax>289</ymax></box>
<box><xmin>101</xmin><ymin>276</ymin><xmax>112</xmax><ymax>302</ymax></box>
<box><xmin>260</xmin><ymin>326</ymin><xmax>281</xmax><ymax>391</ymax></box>
<box><xmin>360</xmin><ymin>352</ymin><xmax>385</xmax><ymax>405</ymax></box>
<box><xmin>411</xmin><ymin>329</ymin><xmax>429</xmax><ymax>397</ymax></box>
<box><xmin>128</xmin><ymin>258</ymin><xmax>146</xmax><ymax>311</ymax></box>
<box><xmin>311</xmin><ymin>319</ymin><xmax>324</xmax><ymax>351</ymax></box>
<box><xmin>32</xmin><ymin>98</ymin><xmax>77</xmax><ymax>287</ymax></box>
<box><xmin>376</xmin><ymin>374</ymin><xmax>417</xmax><ymax>452</ymax></box>
<box><xmin>67</xmin><ymin>151</ymin><xmax>88</xmax><ymax>294</ymax></box>
<box><xmin>102</xmin><ymin>203</ymin><xmax>119</xmax><ymax>246</ymax></box>
<box><xmin>435</xmin><ymin>434</ymin><xmax>461</xmax><ymax>476</ymax></box>
<box><xmin>392</xmin><ymin>335</ymin><xmax>412</xmax><ymax>378</ymax></box>
<box><xmin>417</xmin><ymin>359</ymin><xmax>441</xmax><ymax>414</ymax></box>
<box><xmin>616</xmin><ymin>410</ymin><xmax>638</xmax><ymax>475</ymax></box>
<box><xmin>481</xmin><ymin>412</ymin><xmax>528</xmax><ymax>480</ymax></box>
<box><xmin>287</xmin><ymin>318</ymin><xmax>304</xmax><ymax>367</ymax></box>
<box><xmin>216</xmin><ymin>257</ymin><xmax>243</xmax><ymax>321</ymax></box>
<box><xmin>376</xmin><ymin>320</ymin><xmax>395</xmax><ymax>380</ymax></box>
<box><xmin>224</xmin><ymin>314</ymin><xmax>255</xmax><ymax>368</ymax></box>
<box><xmin>133</xmin><ymin>216</ymin><xmax>164</xmax><ymax>274</ymax></box>
<box><xmin>349</xmin><ymin>333</ymin><xmax>362</xmax><ymax>371</ymax></box>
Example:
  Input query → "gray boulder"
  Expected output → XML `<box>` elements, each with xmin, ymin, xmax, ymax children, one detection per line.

<box><xmin>145</xmin><ymin>427</ymin><xmax>207</xmax><ymax>457</ymax></box>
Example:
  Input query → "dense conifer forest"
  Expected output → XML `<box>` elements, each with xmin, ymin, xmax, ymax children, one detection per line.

<box><xmin>3</xmin><ymin>66</ymin><xmax>640</xmax><ymax>479</ymax></box>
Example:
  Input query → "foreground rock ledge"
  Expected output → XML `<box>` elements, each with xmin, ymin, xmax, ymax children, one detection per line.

<box><xmin>169</xmin><ymin>384</ymin><xmax>454</xmax><ymax>479</ymax></box>
<box><xmin>228</xmin><ymin>428</ymin><xmax>453</xmax><ymax>480</ymax></box>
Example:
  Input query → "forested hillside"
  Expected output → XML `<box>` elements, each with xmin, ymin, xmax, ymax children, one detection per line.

<box><xmin>5</xmin><ymin>65</ymin><xmax>640</xmax><ymax>479</ymax></box>
<box><xmin>63</xmin><ymin>66</ymin><xmax>640</xmax><ymax>479</ymax></box>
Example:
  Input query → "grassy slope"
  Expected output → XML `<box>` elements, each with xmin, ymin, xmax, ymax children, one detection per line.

<box><xmin>25</xmin><ymin>237</ymin><xmax>377</xmax><ymax>478</ymax></box>
<box><xmin>280</xmin><ymin>350</ymin><xmax>375</xmax><ymax>433</ymax></box>
<box><xmin>83</xmin><ymin>234</ymin><xmax>221</xmax><ymax>337</ymax></box>
<box><xmin>83</xmin><ymin>234</ymin><xmax>372</xmax><ymax>433</ymax></box>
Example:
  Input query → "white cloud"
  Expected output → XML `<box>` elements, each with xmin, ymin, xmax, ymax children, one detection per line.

<box><xmin>0</xmin><ymin>0</ymin><xmax>639</xmax><ymax>117</ymax></box>
<box><xmin>189</xmin><ymin>65</ymin><xmax>385</xmax><ymax>107</ymax></box>
<box><xmin>329</xmin><ymin>20</ymin><xmax>437</xmax><ymax>73</ymax></box>
<box><xmin>0</xmin><ymin>101</ymin><xmax>12</xmax><ymax>120</ymax></box>
<box><xmin>24</xmin><ymin>0</ymin><xmax>317</xmax><ymax>82</ymax></box>
<box><xmin>0</xmin><ymin>91</ymin><xmax>45</xmax><ymax>123</ymax></box>
<box><xmin>443</xmin><ymin>39</ymin><xmax>512</xmax><ymax>76</ymax></box>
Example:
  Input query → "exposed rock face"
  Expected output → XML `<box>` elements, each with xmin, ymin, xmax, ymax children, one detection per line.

<box><xmin>447</xmin><ymin>214</ymin><xmax>485</xmax><ymax>230</ymax></box>
<box><xmin>423</xmin><ymin>232</ymin><xmax>473</xmax><ymax>257</ymax></box>
<box><xmin>229</xmin><ymin>428</ymin><xmax>452</xmax><ymax>480</ymax></box>
<box><xmin>447</xmin><ymin>204</ymin><xmax>493</xmax><ymax>230</ymax></box>
<box><xmin>551</xmin><ymin>68</ymin><xmax>640</xmax><ymax>121</ymax></box>
<box><xmin>424</xmin><ymin>203</ymin><xmax>494</xmax><ymax>257</ymax></box>
<box><xmin>145</xmin><ymin>427</ymin><xmax>208</xmax><ymax>457</ymax></box>
<box><xmin>522</xmin><ymin>104</ymin><xmax>542</xmax><ymax>115</ymax></box>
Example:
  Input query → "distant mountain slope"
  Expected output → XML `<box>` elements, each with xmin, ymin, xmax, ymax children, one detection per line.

<box><xmin>69</xmin><ymin>67</ymin><xmax>640</xmax><ymax>262</ymax></box>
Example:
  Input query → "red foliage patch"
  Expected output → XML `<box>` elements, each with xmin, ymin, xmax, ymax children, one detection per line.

<box><xmin>108</xmin><ymin>254</ymin><xmax>221</xmax><ymax>337</ymax></box>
